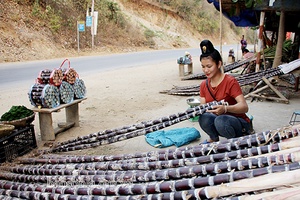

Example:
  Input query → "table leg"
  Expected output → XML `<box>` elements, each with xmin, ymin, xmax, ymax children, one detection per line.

<box><xmin>188</xmin><ymin>64</ymin><xmax>193</xmax><ymax>74</ymax></box>
<box><xmin>39</xmin><ymin>112</ymin><xmax>55</xmax><ymax>141</ymax></box>
<box><xmin>179</xmin><ymin>64</ymin><xmax>184</xmax><ymax>76</ymax></box>
<box><xmin>66</xmin><ymin>103</ymin><xmax>79</xmax><ymax>127</ymax></box>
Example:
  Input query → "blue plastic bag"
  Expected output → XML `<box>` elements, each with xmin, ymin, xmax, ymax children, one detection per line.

<box><xmin>145</xmin><ymin>127</ymin><xmax>200</xmax><ymax>148</ymax></box>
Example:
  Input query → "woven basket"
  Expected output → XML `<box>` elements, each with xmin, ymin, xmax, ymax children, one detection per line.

<box><xmin>0</xmin><ymin>124</ymin><xmax>15</xmax><ymax>138</ymax></box>
<box><xmin>0</xmin><ymin>113</ymin><xmax>35</xmax><ymax>127</ymax></box>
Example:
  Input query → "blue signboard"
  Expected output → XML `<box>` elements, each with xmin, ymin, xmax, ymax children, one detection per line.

<box><xmin>86</xmin><ymin>16</ymin><xmax>92</xmax><ymax>27</ymax></box>
<box><xmin>78</xmin><ymin>21</ymin><xmax>85</xmax><ymax>32</ymax></box>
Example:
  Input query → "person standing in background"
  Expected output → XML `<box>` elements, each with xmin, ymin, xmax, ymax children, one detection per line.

<box><xmin>240</xmin><ymin>35</ymin><xmax>247</xmax><ymax>54</ymax></box>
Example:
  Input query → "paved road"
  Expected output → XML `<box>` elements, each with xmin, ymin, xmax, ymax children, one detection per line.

<box><xmin>0</xmin><ymin>45</ymin><xmax>240</xmax><ymax>89</ymax></box>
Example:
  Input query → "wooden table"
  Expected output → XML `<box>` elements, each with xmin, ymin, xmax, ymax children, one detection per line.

<box><xmin>32</xmin><ymin>98</ymin><xmax>87</xmax><ymax>141</ymax></box>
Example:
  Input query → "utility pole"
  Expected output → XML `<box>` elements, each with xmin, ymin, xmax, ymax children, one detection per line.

<box><xmin>91</xmin><ymin>0</ymin><xmax>95</xmax><ymax>48</ymax></box>
<box><xmin>219</xmin><ymin>0</ymin><xmax>223</xmax><ymax>58</ymax></box>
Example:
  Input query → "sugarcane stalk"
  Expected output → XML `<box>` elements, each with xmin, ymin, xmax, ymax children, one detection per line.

<box><xmin>14</xmin><ymin>150</ymin><xmax>300</xmax><ymax>175</ymax></box>
<box><xmin>1</xmin><ymin>162</ymin><xmax>300</xmax><ymax>196</ymax></box>
<box><xmin>19</xmin><ymin>128</ymin><xmax>299</xmax><ymax>165</ymax></box>
<box><xmin>16</xmin><ymin>141</ymin><xmax>277</xmax><ymax>166</ymax></box>
<box><xmin>51</xmin><ymin>101</ymin><xmax>227</xmax><ymax>152</ymax></box>
<box><xmin>0</xmin><ymin>188</ymin><xmax>91</xmax><ymax>200</ymax></box>
<box><xmin>1</xmin><ymin>134</ymin><xmax>299</xmax><ymax>199</ymax></box>
<box><xmin>3</xmin><ymin>152</ymin><xmax>298</xmax><ymax>185</ymax></box>
<box><xmin>50</xmin><ymin>101</ymin><xmax>226</xmax><ymax>152</ymax></box>
<box><xmin>196</xmin><ymin>168</ymin><xmax>300</xmax><ymax>199</ymax></box>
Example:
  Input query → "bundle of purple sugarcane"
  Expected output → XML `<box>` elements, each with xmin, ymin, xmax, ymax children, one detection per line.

<box><xmin>181</xmin><ymin>57</ymin><xmax>255</xmax><ymax>81</ymax></box>
<box><xmin>48</xmin><ymin>100</ymin><xmax>227</xmax><ymax>153</ymax></box>
<box><xmin>59</xmin><ymin>81</ymin><xmax>74</xmax><ymax>104</ymax></box>
<box><xmin>0</xmin><ymin>125</ymin><xmax>300</xmax><ymax>199</ymax></box>
<box><xmin>73</xmin><ymin>78</ymin><xmax>86</xmax><ymax>99</ymax></box>
<box><xmin>60</xmin><ymin>59</ymin><xmax>79</xmax><ymax>85</ymax></box>
<box><xmin>28</xmin><ymin>83</ymin><xmax>60</xmax><ymax>108</ymax></box>
<box><xmin>28</xmin><ymin>59</ymin><xmax>86</xmax><ymax>108</ymax></box>
<box><xmin>161</xmin><ymin>67</ymin><xmax>284</xmax><ymax>96</ymax></box>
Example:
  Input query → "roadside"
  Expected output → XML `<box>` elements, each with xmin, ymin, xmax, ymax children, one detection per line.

<box><xmin>5</xmin><ymin>58</ymin><xmax>295</xmax><ymax>156</ymax></box>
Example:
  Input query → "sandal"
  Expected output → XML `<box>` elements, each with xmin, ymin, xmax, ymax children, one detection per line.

<box><xmin>200</xmin><ymin>139</ymin><xmax>211</xmax><ymax>144</ymax></box>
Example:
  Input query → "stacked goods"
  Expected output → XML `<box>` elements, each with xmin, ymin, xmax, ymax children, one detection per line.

<box><xmin>61</xmin><ymin>59</ymin><xmax>78</xmax><ymax>85</ymax></box>
<box><xmin>28</xmin><ymin>59</ymin><xmax>86</xmax><ymax>108</ymax></box>
<box><xmin>28</xmin><ymin>83</ymin><xmax>60</xmax><ymax>108</ymax></box>
<box><xmin>0</xmin><ymin>126</ymin><xmax>299</xmax><ymax>199</ymax></box>
<box><xmin>63</xmin><ymin>67</ymin><xmax>78</xmax><ymax>84</ymax></box>
<box><xmin>37</xmin><ymin>68</ymin><xmax>64</xmax><ymax>86</ymax></box>
<box><xmin>59</xmin><ymin>81</ymin><xmax>74</xmax><ymax>104</ymax></box>
<box><xmin>73</xmin><ymin>78</ymin><xmax>86</xmax><ymax>99</ymax></box>
<box><xmin>60</xmin><ymin>58</ymin><xmax>86</xmax><ymax>102</ymax></box>
<box><xmin>36</xmin><ymin>69</ymin><xmax>51</xmax><ymax>84</ymax></box>
<box><xmin>0</xmin><ymin>101</ymin><xmax>300</xmax><ymax>199</ymax></box>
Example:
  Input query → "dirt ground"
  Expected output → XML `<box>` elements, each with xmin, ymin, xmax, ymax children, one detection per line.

<box><xmin>1</xmin><ymin>56</ymin><xmax>300</xmax><ymax>157</ymax></box>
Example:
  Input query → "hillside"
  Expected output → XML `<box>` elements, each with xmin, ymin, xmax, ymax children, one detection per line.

<box><xmin>0</xmin><ymin>0</ymin><xmax>245</xmax><ymax>63</ymax></box>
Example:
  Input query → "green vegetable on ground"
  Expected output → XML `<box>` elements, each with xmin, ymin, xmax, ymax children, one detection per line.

<box><xmin>0</xmin><ymin>106</ymin><xmax>34</xmax><ymax>121</ymax></box>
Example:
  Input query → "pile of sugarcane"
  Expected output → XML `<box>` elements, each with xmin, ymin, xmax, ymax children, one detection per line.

<box><xmin>181</xmin><ymin>57</ymin><xmax>255</xmax><ymax>81</ymax></box>
<box><xmin>161</xmin><ymin>67</ymin><xmax>284</xmax><ymax>96</ymax></box>
<box><xmin>1</xmin><ymin>97</ymin><xmax>300</xmax><ymax>199</ymax></box>
<box><xmin>0</xmin><ymin>124</ymin><xmax>300</xmax><ymax>199</ymax></box>
<box><xmin>28</xmin><ymin>59</ymin><xmax>86</xmax><ymax>108</ymax></box>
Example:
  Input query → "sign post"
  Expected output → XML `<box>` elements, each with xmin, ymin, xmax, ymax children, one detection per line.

<box><xmin>91</xmin><ymin>0</ymin><xmax>95</xmax><ymax>48</ymax></box>
<box><xmin>77</xmin><ymin>21</ymin><xmax>85</xmax><ymax>53</ymax></box>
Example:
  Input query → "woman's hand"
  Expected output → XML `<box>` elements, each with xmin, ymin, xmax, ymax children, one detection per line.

<box><xmin>207</xmin><ymin>105</ymin><xmax>226</xmax><ymax>115</ymax></box>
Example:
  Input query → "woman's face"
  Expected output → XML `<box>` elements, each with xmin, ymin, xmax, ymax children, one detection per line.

<box><xmin>201</xmin><ymin>57</ymin><xmax>221</xmax><ymax>79</ymax></box>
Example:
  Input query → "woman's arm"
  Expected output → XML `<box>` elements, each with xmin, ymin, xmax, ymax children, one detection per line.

<box><xmin>226</xmin><ymin>94</ymin><xmax>249</xmax><ymax>114</ymax></box>
<box><xmin>200</xmin><ymin>97</ymin><xmax>206</xmax><ymax>104</ymax></box>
